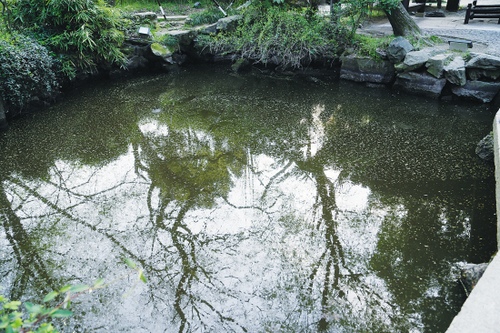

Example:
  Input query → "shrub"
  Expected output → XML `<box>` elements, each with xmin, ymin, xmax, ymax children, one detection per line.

<box><xmin>352</xmin><ymin>34</ymin><xmax>392</xmax><ymax>59</ymax></box>
<box><xmin>187</xmin><ymin>8</ymin><xmax>225</xmax><ymax>26</ymax></box>
<box><xmin>0</xmin><ymin>33</ymin><xmax>59</xmax><ymax>112</ymax></box>
<box><xmin>200</xmin><ymin>6</ymin><xmax>348</xmax><ymax>69</ymax></box>
<box><xmin>11</xmin><ymin>0</ymin><xmax>126</xmax><ymax>79</ymax></box>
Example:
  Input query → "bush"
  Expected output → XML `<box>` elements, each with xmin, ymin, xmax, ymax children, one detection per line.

<box><xmin>187</xmin><ymin>8</ymin><xmax>225</xmax><ymax>26</ymax></box>
<box><xmin>199</xmin><ymin>6</ymin><xmax>348</xmax><ymax>69</ymax></box>
<box><xmin>0</xmin><ymin>33</ymin><xmax>59</xmax><ymax>112</ymax></box>
<box><xmin>11</xmin><ymin>0</ymin><xmax>126</xmax><ymax>79</ymax></box>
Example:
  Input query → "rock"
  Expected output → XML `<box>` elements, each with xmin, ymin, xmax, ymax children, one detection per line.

<box><xmin>451</xmin><ymin>81</ymin><xmax>500</xmax><ymax>103</ymax></box>
<box><xmin>460</xmin><ymin>263</ymin><xmax>489</xmax><ymax>296</ymax></box>
<box><xmin>216</xmin><ymin>15</ymin><xmax>242</xmax><ymax>33</ymax></box>
<box><xmin>425</xmin><ymin>10</ymin><xmax>445</xmax><ymax>17</ymax></box>
<box><xmin>193</xmin><ymin>2</ymin><xmax>202</xmax><ymax>8</ymax></box>
<box><xmin>132</xmin><ymin>12</ymin><xmax>157</xmax><ymax>20</ymax></box>
<box><xmin>167</xmin><ymin>30</ymin><xmax>194</xmax><ymax>47</ymax></box>
<box><xmin>232</xmin><ymin>58</ymin><xmax>252</xmax><ymax>73</ymax></box>
<box><xmin>393</xmin><ymin>72</ymin><xmax>447</xmax><ymax>99</ymax></box>
<box><xmin>444</xmin><ymin>56</ymin><xmax>466</xmax><ymax>86</ymax></box>
<box><xmin>200</xmin><ymin>23</ymin><xmax>217</xmax><ymax>35</ymax></box>
<box><xmin>403</xmin><ymin>50</ymin><xmax>431</xmax><ymax>71</ymax></box>
<box><xmin>150</xmin><ymin>43</ymin><xmax>174</xmax><ymax>63</ymax></box>
<box><xmin>426</xmin><ymin>53</ymin><xmax>453</xmax><ymax>78</ymax></box>
<box><xmin>387</xmin><ymin>37</ymin><xmax>414</xmax><ymax>63</ymax></box>
<box><xmin>467</xmin><ymin>53</ymin><xmax>500</xmax><ymax>69</ymax></box>
<box><xmin>467</xmin><ymin>68</ymin><xmax>500</xmax><ymax>81</ymax></box>
<box><xmin>466</xmin><ymin>54</ymin><xmax>500</xmax><ymax>80</ymax></box>
<box><xmin>476</xmin><ymin>132</ymin><xmax>494</xmax><ymax>161</ymax></box>
<box><xmin>340</xmin><ymin>55</ymin><xmax>395</xmax><ymax>84</ymax></box>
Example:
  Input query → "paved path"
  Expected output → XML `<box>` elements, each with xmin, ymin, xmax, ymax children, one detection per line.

<box><xmin>359</xmin><ymin>0</ymin><xmax>500</xmax><ymax>56</ymax></box>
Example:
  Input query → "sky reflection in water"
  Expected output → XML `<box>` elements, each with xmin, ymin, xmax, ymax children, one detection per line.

<box><xmin>0</xmin><ymin>66</ymin><xmax>497</xmax><ymax>332</ymax></box>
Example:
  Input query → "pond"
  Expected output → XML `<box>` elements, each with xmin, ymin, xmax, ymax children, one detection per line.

<box><xmin>0</xmin><ymin>65</ymin><xmax>497</xmax><ymax>332</ymax></box>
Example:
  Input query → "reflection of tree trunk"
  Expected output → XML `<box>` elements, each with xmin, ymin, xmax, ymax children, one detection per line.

<box><xmin>0</xmin><ymin>98</ymin><xmax>8</xmax><ymax>131</ymax></box>
<box><xmin>301</xmin><ymin>164</ymin><xmax>346</xmax><ymax>331</ymax></box>
<box><xmin>0</xmin><ymin>185</ymin><xmax>56</xmax><ymax>299</ymax></box>
<box><xmin>171</xmin><ymin>201</ymin><xmax>194</xmax><ymax>333</ymax></box>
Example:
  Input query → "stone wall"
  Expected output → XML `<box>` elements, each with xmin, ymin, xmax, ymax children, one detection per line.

<box><xmin>339</xmin><ymin>37</ymin><xmax>500</xmax><ymax>103</ymax></box>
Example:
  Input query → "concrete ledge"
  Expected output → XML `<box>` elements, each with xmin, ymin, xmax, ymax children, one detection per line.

<box><xmin>446</xmin><ymin>109</ymin><xmax>500</xmax><ymax>333</ymax></box>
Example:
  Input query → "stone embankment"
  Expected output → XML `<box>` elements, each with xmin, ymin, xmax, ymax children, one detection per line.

<box><xmin>340</xmin><ymin>36</ymin><xmax>500</xmax><ymax>103</ymax></box>
<box><xmin>122</xmin><ymin>12</ymin><xmax>500</xmax><ymax>104</ymax></box>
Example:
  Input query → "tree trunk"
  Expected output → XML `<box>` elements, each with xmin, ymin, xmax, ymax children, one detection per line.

<box><xmin>384</xmin><ymin>2</ymin><xmax>422</xmax><ymax>37</ymax></box>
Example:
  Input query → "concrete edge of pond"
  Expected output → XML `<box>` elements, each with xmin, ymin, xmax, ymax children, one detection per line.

<box><xmin>445</xmin><ymin>109</ymin><xmax>500</xmax><ymax>333</ymax></box>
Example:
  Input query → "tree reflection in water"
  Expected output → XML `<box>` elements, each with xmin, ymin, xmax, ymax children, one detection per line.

<box><xmin>0</xmin><ymin>70</ymin><xmax>495</xmax><ymax>332</ymax></box>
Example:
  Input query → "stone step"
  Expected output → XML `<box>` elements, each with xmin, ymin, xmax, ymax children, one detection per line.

<box><xmin>158</xmin><ymin>15</ymin><xmax>189</xmax><ymax>22</ymax></box>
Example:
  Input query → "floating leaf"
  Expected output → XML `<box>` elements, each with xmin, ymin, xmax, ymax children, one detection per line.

<box><xmin>123</xmin><ymin>258</ymin><xmax>137</xmax><ymax>269</ymax></box>
<box><xmin>43</xmin><ymin>291</ymin><xmax>59</xmax><ymax>303</ymax></box>
<box><xmin>50</xmin><ymin>309</ymin><xmax>73</xmax><ymax>318</ymax></box>
<box><xmin>93</xmin><ymin>278</ymin><xmax>105</xmax><ymax>288</ymax></box>
<box><xmin>59</xmin><ymin>285</ymin><xmax>72</xmax><ymax>293</ymax></box>
<box><xmin>138</xmin><ymin>270</ymin><xmax>147</xmax><ymax>283</ymax></box>
<box><xmin>69</xmin><ymin>284</ymin><xmax>89</xmax><ymax>293</ymax></box>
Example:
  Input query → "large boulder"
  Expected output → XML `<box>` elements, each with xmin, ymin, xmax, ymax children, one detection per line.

<box><xmin>427</xmin><ymin>53</ymin><xmax>453</xmax><ymax>78</ymax></box>
<box><xmin>402</xmin><ymin>50</ymin><xmax>431</xmax><ymax>71</ymax></box>
<box><xmin>216</xmin><ymin>15</ymin><xmax>242</xmax><ymax>33</ymax></box>
<box><xmin>476</xmin><ymin>132</ymin><xmax>494</xmax><ymax>161</ymax></box>
<box><xmin>451</xmin><ymin>81</ymin><xmax>500</xmax><ymax>103</ymax></box>
<box><xmin>467</xmin><ymin>68</ymin><xmax>500</xmax><ymax>81</ymax></box>
<box><xmin>460</xmin><ymin>263</ymin><xmax>489</xmax><ymax>296</ymax></box>
<box><xmin>444</xmin><ymin>56</ymin><xmax>467</xmax><ymax>86</ymax></box>
<box><xmin>150</xmin><ymin>42</ymin><xmax>175</xmax><ymax>64</ymax></box>
<box><xmin>467</xmin><ymin>53</ymin><xmax>500</xmax><ymax>69</ymax></box>
<box><xmin>340</xmin><ymin>55</ymin><xmax>395</xmax><ymax>84</ymax></box>
<box><xmin>466</xmin><ymin>54</ymin><xmax>500</xmax><ymax>81</ymax></box>
<box><xmin>387</xmin><ymin>37</ymin><xmax>414</xmax><ymax>63</ymax></box>
<box><xmin>393</xmin><ymin>72</ymin><xmax>447</xmax><ymax>99</ymax></box>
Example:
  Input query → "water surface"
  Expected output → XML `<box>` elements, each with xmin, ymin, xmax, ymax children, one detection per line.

<box><xmin>0</xmin><ymin>65</ymin><xmax>496</xmax><ymax>332</ymax></box>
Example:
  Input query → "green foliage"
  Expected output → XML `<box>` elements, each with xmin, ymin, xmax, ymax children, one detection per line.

<box><xmin>157</xmin><ymin>33</ymin><xmax>179</xmax><ymax>49</ymax></box>
<box><xmin>0</xmin><ymin>259</ymin><xmax>146</xmax><ymax>333</ymax></box>
<box><xmin>340</xmin><ymin>0</ymin><xmax>374</xmax><ymax>37</ymax></box>
<box><xmin>377</xmin><ymin>0</ymin><xmax>400</xmax><ymax>12</ymax></box>
<box><xmin>187</xmin><ymin>8</ymin><xmax>224</xmax><ymax>26</ymax></box>
<box><xmin>0</xmin><ymin>283</ymin><xmax>95</xmax><ymax>333</ymax></box>
<box><xmin>11</xmin><ymin>0</ymin><xmax>126</xmax><ymax>79</ymax></box>
<box><xmin>0</xmin><ymin>33</ymin><xmax>58</xmax><ymax>111</ymax></box>
<box><xmin>200</xmin><ymin>6</ymin><xmax>348</xmax><ymax>69</ymax></box>
<box><xmin>352</xmin><ymin>34</ymin><xmax>392</xmax><ymax>59</ymax></box>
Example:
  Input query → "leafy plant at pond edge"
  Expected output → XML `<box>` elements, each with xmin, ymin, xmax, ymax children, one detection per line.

<box><xmin>11</xmin><ymin>0</ymin><xmax>126</xmax><ymax>79</ymax></box>
<box><xmin>0</xmin><ymin>33</ymin><xmax>59</xmax><ymax>112</ymax></box>
<box><xmin>199</xmin><ymin>6</ymin><xmax>349</xmax><ymax>69</ymax></box>
<box><xmin>0</xmin><ymin>259</ymin><xmax>146</xmax><ymax>333</ymax></box>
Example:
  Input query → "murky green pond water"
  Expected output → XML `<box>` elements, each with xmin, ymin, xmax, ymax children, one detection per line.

<box><xmin>0</xmin><ymin>65</ymin><xmax>497</xmax><ymax>332</ymax></box>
